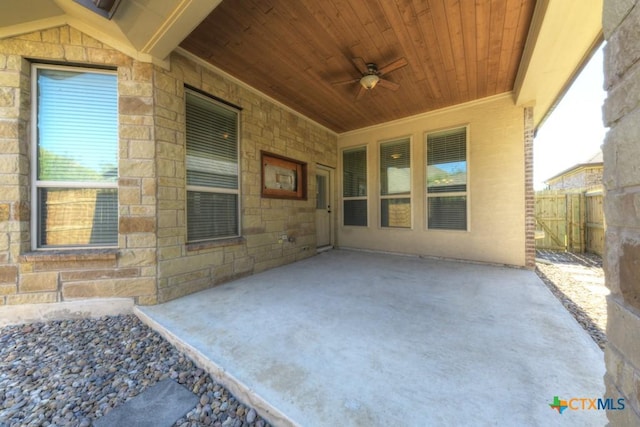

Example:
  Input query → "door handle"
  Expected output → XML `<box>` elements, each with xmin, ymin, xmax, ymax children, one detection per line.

<box><xmin>327</xmin><ymin>205</ymin><xmax>331</xmax><ymax>214</ymax></box>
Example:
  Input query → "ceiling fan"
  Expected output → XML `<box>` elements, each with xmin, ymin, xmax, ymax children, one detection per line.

<box><xmin>332</xmin><ymin>57</ymin><xmax>408</xmax><ymax>100</ymax></box>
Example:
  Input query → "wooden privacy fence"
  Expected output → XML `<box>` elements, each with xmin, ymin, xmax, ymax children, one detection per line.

<box><xmin>534</xmin><ymin>189</ymin><xmax>604</xmax><ymax>255</ymax></box>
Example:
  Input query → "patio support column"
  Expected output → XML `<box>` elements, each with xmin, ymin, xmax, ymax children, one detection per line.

<box><xmin>524</xmin><ymin>106</ymin><xmax>535</xmax><ymax>269</ymax></box>
<box><xmin>602</xmin><ymin>0</ymin><xmax>640</xmax><ymax>424</ymax></box>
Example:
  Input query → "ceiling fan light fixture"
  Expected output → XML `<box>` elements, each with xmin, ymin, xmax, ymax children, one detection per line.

<box><xmin>360</xmin><ymin>74</ymin><xmax>380</xmax><ymax>89</ymax></box>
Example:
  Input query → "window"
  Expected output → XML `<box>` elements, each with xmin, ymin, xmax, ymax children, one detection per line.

<box><xmin>185</xmin><ymin>89</ymin><xmax>240</xmax><ymax>241</ymax></box>
<box><xmin>32</xmin><ymin>65</ymin><xmax>118</xmax><ymax>248</ymax></box>
<box><xmin>426</xmin><ymin>127</ymin><xmax>468</xmax><ymax>230</ymax></box>
<box><xmin>380</xmin><ymin>138</ymin><xmax>411</xmax><ymax>228</ymax></box>
<box><xmin>342</xmin><ymin>147</ymin><xmax>367</xmax><ymax>226</ymax></box>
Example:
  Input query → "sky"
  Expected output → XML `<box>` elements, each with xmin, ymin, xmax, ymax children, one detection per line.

<box><xmin>533</xmin><ymin>45</ymin><xmax>607</xmax><ymax>190</ymax></box>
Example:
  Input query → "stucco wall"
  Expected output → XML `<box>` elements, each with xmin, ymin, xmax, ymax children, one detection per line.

<box><xmin>0</xmin><ymin>26</ymin><xmax>337</xmax><ymax>306</ymax></box>
<box><xmin>337</xmin><ymin>94</ymin><xmax>527</xmax><ymax>267</ymax></box>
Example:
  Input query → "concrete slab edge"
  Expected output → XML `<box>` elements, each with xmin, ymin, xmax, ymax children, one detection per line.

<box><xmin>0</xmin><ymin>298</ymin><xmax>134</xmax><ymax>327</ymax></box>
<box><xmin>134</xmin><ymin>307</ymin><xmax>299</xmax><ymax>427</ymax></box>
<box><xmin>338</xmin><ymin>246</ymin><xmax>527</xmax><ymax>270</ymax></box>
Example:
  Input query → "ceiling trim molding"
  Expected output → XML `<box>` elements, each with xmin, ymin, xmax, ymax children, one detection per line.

<box><xmin>338</xmin><ymin>93</ymin><xmax>515</xmax><ymax>138</ymax></box>
<box><xmin>175</xmin><ymin>47</ymin><xmax>338</xmax><ymax>137</ymax></box>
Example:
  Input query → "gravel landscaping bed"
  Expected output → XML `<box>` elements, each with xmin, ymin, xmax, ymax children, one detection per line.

<box><xmin>535</xmin><ymin>250</ymin><xmax>607</xmax><ymax>350</ymax></box>
<box><xmin>0</xmin><ymin>315</ymin><xmax>270</xmax><ymax>427</ymax></box>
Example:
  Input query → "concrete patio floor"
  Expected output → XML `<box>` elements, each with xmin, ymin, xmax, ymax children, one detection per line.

<box><xmin>136</xmin><ymin>250</ymin><xmax>606</xmax><ymax>427</ymax></box>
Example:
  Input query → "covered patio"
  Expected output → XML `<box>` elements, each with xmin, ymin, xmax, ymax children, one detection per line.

<box><xmin>137</xmin><ymin>250</ymin><xmax>606</xmax><ymax>426</ymax></box>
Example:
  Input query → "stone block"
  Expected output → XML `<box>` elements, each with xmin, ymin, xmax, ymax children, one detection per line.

<box><xmin>0</xmin><ymin>265</ymin><xmax>17</xmax><ymax>284</ymax></box>
<box><xmin>605</xmin><ymin>2</ymin><xmax>640</xmax><ymax>89</ymax></box>
<box><xmin>120</xmin><ymin>97</ymin><xmax>153</xmax><ymax>116</ymax></box>
<box><xmin>136</xmin><ymin>294</ymin><xmax>158</xmax><ymax>305</ymax></box>
<box><xmin>0</xmin><ymin>71</ymin><xmax>20</xmax><ymax>88</ymax></box>
<box><xmin>126</xmin><ymin>233</ymin><xmax>157</xmax><ymax>249</ymax></box>
<box><xmin>119</xmin><ymin>186</ymin><xmax>141</xmax><ymax>205</ymax></box>
<box><xmin>0</xmin><ymin>283</ymin><xmax>16</xmax><ymax>295</ymax></box>
<box><xmin>0</xmin><ymin>204</ymin><xmax>9</xmax><ymax>222</ymax></box>
<box><xmin>132</xmin><ymin>61</ymin><xmax>153</xmax><ymax>83</ymax></box>
<box><xmin>87</xmin><ymin>48</ymin><xmax>131</xmax><ymax>66</ymax></box>
<box><xmin>158</xmin><ymin>251</ymin><xmax>223</xmax><ymax>278</ymax></box>
<box><xmin>155</xmin><ymin>72</ymin><xmax>177</xmax><ymax>94</ymax></box>
<box><xmin>620</xmin><ymin>240</ymin><xmax>640</xmax><ymax>311</ymax></box>
<box><xmin>60</xmin><ymin>268</ymin><xmax>139</xmax><ymax>282</ymax></box>
<box><xmin>129</xmin><ymin>140</ymin><xmax>155</xmax><ymax>159</ymax></box>
<box><xmin>120</xmin><ymin>159</ymin><xmax>154</xmax><ymax>178</ymax></box>
<box><xmin>603</xmin><ymin>60</ymin><xmax>640</xmax><ymax>125</ymax></box>
<box><xmin>119</xmin><ymin>216</ymin><xmax>155</xmax><ymax>233</ymax></box>
<box><xmin>234</xmin><ymin>256</ymin><xmax>254</xmax><ymax>275</ymax></box>
<box><xmin>0</xmin><ymin>121</ymin><xmax>19</xmax><ymax>139</ymax></box>
<box><xmin>63</xmin><ymin>44</ymin><xmax>87</xmax><ymax>61</ymax></box>
<box><xmin>130</xmin><ymin>205</ymin><xmax>155</xmax><ymax>216</ymax></box>
<box><xmin>607</xmin><ymin>297</ymin><xmax>640</xmax><ymax>370</ymax></box>
<box><xmin>158</xmin><ymin>277</ymin><xmax>211</xmax><ymax>303</ymax></box>
<box><xmin>63</xmin><ymin>277</ymin><xmax>155</xmax><ymax>299</ymax></box>
<box><xmin>19</xmin><ymin>271</ymin><xmax>58</xmax><ymax>292</ymax></box>
<box><xmin>167</xmin><ymin>269</ymin><xmax>209</xmax><ymax>287</ymax></box>
<box><xmin>118</xmin><ymin>249</ymin><xmax>156</xmax><ymax>267</ymax></box>
<box><xmin>7</xmin><ymin>292</ymin><xmax>57</xmax><ymax>305</ymax></box>
<box><xmin>118</xmin><ymin>80</ymin><xmax>153</xmax><ymax>97</ymax></box>
<box><xmin>120</xmin><ymin>125</ymin><xmax>151</xmax><ymax>140</ymax></box>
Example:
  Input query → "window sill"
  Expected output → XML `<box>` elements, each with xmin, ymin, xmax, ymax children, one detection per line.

<box><xmin>186</xmin><ymin>237</ymin><xmax>245</xmax><ymax>252</ymax></box>
<box><xmin>19</xmin><ymin>248</ymin><xmax>118</xmax><ymax>263</ymax></box>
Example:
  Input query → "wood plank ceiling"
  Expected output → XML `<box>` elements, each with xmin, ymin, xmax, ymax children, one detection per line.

<box><xmin>181</xmin><ymin>0</ymin><xmax>536</xmax><ymax>133</ymax></box>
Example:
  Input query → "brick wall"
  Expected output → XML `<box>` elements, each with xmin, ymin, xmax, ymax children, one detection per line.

<box><xmin>602</xmin><ymin>0</ymin><xmax>640</xmax><ymax>424</ymax></box>
<box><xmin>0</xmin><ymin>26</ymin><xmax>337</xmax><ymax>306</ymax></box>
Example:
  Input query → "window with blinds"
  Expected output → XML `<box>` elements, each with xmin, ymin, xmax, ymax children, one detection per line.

<box><xmin>33</xmin><ymin>65</ymin><xmax>118</xmax><ymax>248</ymax></box>
<box><xmin>426</xmin><ymin>127</ymin><xmax>468</xmax><ymax>230</ymax></box>
<box><xmin>185</xmin><ymin>89</ymin><xmax>240</xmax><ymax>241</ymax></box>
<box><xmin>342</xmin><ymin>147</ymin><xmax>367</xmax><ymax>226</ymax></box>
<box><xmin>380</xmin><ymin>138</ymin><xmax>411</xmax><ymax>228</ymax></box>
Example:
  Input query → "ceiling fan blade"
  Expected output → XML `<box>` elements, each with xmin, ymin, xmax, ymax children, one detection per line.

<box><xmin>332</xmin><ymin>77</ymin><xmax>360</xmax><ymax>86</ymax></box>
<box><xmin>377</xmin><ymin>78</ymin><xmax>400</xmax><ymax>91</ymax></box>
<box><xmin>378</xmin><ymin>57</ymin><xmax>408</xmax><ymax>75</ymax></box>
<box><xmin>352</xmin><ymin>57</ymin><xmax>369</xmax><ymax>74</ymax></box>
<box><xmin>355</xmin><ymin>85</ymin><xmax>367</xmax><ymax>100</ymax></box>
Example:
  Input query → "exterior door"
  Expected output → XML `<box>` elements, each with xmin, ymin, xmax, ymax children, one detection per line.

<box><xmin>315</xmin><ymin>166</ymin><xmax>333</xmax><ymax>249</ymax></box>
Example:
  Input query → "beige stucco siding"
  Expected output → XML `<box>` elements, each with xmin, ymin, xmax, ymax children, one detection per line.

<box><xmin>337</xmin><ymin>94</ymin><xmax>526</xmax><ymax>266</ymax></box>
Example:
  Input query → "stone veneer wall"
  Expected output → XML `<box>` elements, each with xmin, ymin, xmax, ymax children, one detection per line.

<box><xmin>153</xmin><ymin>53</ymin><xmax>336</xmax><ymax>303</ymax></box>
<box><xmin>602</xmin><ymin>0</ymin><xmax>640</xmax><ymax>424</ymax></box>
<box><xmin>0</xmin><ymin>26</ymin><xmax>337</xmax><ymax>306</ymax></box>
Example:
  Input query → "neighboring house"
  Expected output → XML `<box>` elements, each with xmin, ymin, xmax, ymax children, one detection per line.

<box><xmin>545</xmin><ymin>151</ymin><xmax>603</xmax><ymax>191</ymax></box>
<box><xmin>0</xmin><ymin>0</ymin><xmax>602</xmax><ymax>306</ymax></box>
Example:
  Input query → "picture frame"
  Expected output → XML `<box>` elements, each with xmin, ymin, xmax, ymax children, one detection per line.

<box><xmin>261</xmin><ymin>151</ymin><xmax>307</xmax><ymax>200</ymax></box>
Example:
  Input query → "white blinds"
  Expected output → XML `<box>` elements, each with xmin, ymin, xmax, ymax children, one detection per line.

<box><xmin>380</xmin><ymin>138</ymin><xmax>411</xmax><ymax>196</ymax></box>
<box><xmin>37</xmin><ymin>68</ymin><xmax>118</xmax><ymax>182</ymax></box>
<box><xmin>35</xmin><ymin>66</ymin><xmax>118</xmax><ymax>248</ymax></box>
<box><xmin>343</xmin><ymin>147</ymin><xmax>367</xmax><ymax>197</ymax></box>
<box><xmin>426</xmin><ymin>127</ymin><xmax>468</xmax><ymax>230</ymax></box>
<box><xmin>186</xmin><ymin>92</ymin><xmax>238</xmax><ymax>189</ymax></box>
<box><xmin>185</xmin><ymin>90</ymin><xmax>240</xmax><ymax>242</ymax></box>
<box><xmin>342</xmin><ymin>147</ymin><xmax>367</xmax><ymax>226</ymax></box>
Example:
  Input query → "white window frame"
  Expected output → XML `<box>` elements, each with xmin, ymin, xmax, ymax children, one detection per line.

<box><xmin>379</xmin><ymin>136</ymin><xmax>412</xmax><ymax>229</ymax></box>
<box><xmin>185</xmin><ymin>88</ymin><xmax>241</xmax><ymax>243</ymax></box>
<box><xmin>425</xmin><ymin>125</ymin><xmax>470</xmax><ymax>231</ymax></box>
<box><xmin>31</xmin><ymin>64</ymin><xmax>118</xmax><ymax>250</ymax></box>
<box><xmin>341</xmin><ymin>145</ymin><xmax>368</xmax><ymax>227</ymax></box>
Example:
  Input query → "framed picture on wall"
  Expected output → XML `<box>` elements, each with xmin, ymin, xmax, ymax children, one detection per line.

<box><xmin>261</xmin><ymin>151</ymin><xmax>307</xmax><ymax>200</ymax></box>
